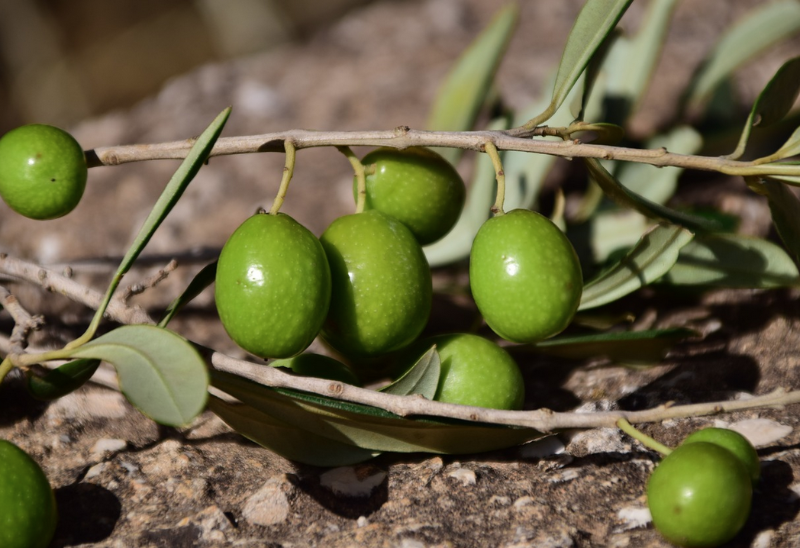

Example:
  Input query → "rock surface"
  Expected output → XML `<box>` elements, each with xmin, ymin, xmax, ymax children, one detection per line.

<box><xmin>2</xmin><ymin>1</ymin><xmax>800</xmax><ymax>547</ymax></box>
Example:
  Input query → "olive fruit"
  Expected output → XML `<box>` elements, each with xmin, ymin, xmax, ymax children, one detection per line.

<box><xmin>469</xmin><ymin>209</ymin><xmax>582</xmax><ymax>343</ymax></box>
<box><xmin>215</xmin><ymin>212</ymin><xmax>331</xmax><ymax>359</ymax></box>
<box><xmin>0</xmin><ymin>124</ymin><xmax>87</xmax><ymax>220</ymax></box>
<box><xmin>356</xmin><ymin>147</ymin><xmax>466</xmax><ymax>245</ymax></box>
<box><xmin>682</xmin><ymin>427</ymin><xmax>760</xmax><ymax>486</ymax></box>
<box><xmin>271</xmin><ymin>353</ymin><xmax>361</xmax><ymax>386</ymax></box>
<box><xmin>647</xmin><ymin>442</ymin><xmax>752</xmax><ymax>547</ymax></box>
<box><xmin>320</xmin><ymin>210</ymin><xmax>432</xmax><ymax>359</ymax></box>
<box><xmin>399</xmin><ymin>333</ymin><xmax>524</xmax><ymax>409</ymax></box>
<box><xmin>0</xmin><ymin>440</ymin><xmax>58</xmax><ymax>548</ymax></box>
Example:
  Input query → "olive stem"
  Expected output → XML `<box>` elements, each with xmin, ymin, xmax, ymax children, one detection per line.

<box><xmin>268</xmin><ymin>140</ymin><xmax>297</xmax><ymax>215</ymax></box>
<box><xmin>337</xmin><ymin>146</ymin><xmax>367</xmax><ymax>214</ymax></box>
<box><xmin>0</xmin><ymin>357</ymin><xmax>13</xmax><ymax>385</ymax></box>
<box><xmin>617</xmin><ymin>417</ymin><xmax>673</xmax><ymax>456</ymax></box>
<box><xmin>485</xmin><ymin>141</ymin><xmax>506</xmax><ymax>216</ymax></box>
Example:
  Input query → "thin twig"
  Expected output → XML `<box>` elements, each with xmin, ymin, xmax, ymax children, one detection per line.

<box><xmin>85</xmin><ymin>128</ymin><xmax>800</xmax><ymax>179</ymax></box>
<box><xmin>119</xmin><ymin>259</ymin><xmax>178</xmax><ymax>304</ymax></box>
<box><xmin>0</xmin><ymin>285</ymin><xmax>44</xmax><ymax>355</ymax></box>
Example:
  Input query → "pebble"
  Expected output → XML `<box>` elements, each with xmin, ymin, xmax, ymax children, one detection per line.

<box><xmin>728</xmin><ymin>418</ymin><xmax>792</xmax><ymax>447</ymax></box>
<box><xmin>447</xmin><ymin>467</ymin><xmax>476</xmax><ymax>486</ymax></box>
<box><xmin>242</xmin><ymin>475</ymin><xmax>292</xmax><ymax>526</ymax></box>
<box><xmin>90</xmin><ymin>438</ymin><xmax>128</xmax><ymax>457</ymax></box>
<box><xmin>615</xmin><ymin>507</ymin><xmax>651</xmax><ymax>531</ymax></box>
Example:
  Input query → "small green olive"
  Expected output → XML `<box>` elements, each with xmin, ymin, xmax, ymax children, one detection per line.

<box><xmin>469</xmin><ymin>209</ymin><xmax>582</xmax><ymax>343</ymax></box>
<box><xmin>682</xmin><ymin>427</ymin><xmax>760</xmax><ymax>486</ymax></box>
<box><xmin>0</xmin><ymin>124</ymin><xmax>87</xmax><ymax>220</ymax></box>
<box><xmin>215</xmin><ymin>212</ymin><xmax>331</xmax><ymax>359</ymax></box>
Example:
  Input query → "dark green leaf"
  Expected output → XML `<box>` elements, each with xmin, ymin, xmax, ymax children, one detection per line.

<box><xmin>67</xmin><ymin>325</ymin><xmax>209</xmax><ymax>426</ymax></box>
<box><xmin>26</xmin><ymin>359</ymin><xmax>100</xmax><ymax>401</ymax></box>
<box><xmin>380</xmin><ymin>346</ymin><xmax>440</xmax><ymax>398</ymax></box>
<box><xmin>579</xmin><ymin>224</ymin><xmax>694</xmax><ymax>310</ymax></box>
<box><xmin>211</xmin><ymin>370</ymin><xmax>542</xmax><ymax>454</ymax></box>
<box><xmin>426</xmin><ymin>3</ymin><xmax>518</xmax><ymax>165</ymax></box>
<box><xmin>158</xmin><ymin>261</ymin><xmax>218</xmax><ymax>327</ymax></box>
<box><xmin>763</xmin><ymin>178</ymin><xmax>800</xmax><ymax>265</ymax></box>
<box><xmin>685</xmin><ymin>0</ymin><xmax>800</xmax><ymax>110</ymax></box>
<box><xmin>522</xmin><ymin>0</ymin><xmax>633</xmax><ymax>129</ymax></box>
<box><xmin>523</xmin><ymin>328</ymin><xmax>696</xmax><ymax>363</ymax></box>
<box><xmin>662</xmin><ymin>233</ymin><xmax>800</xmax><ymax>287</ymax></box>
<box><xmin>208</xmin><ymin>396</ymin><xmax>380</xmax><ymax>466</ymax></box>
<box><xmin>728</xmin><ymin>56</ymin><xmax>800</xmax><ymax>160</ymax></box>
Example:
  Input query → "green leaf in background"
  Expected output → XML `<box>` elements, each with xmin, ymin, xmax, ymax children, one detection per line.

<box><xmin>727</xmin><ymin>56</ymin><xmax>800</xmax><ymax>160</ymax></box>
<box><xmin>684</xmin><ymin>0</ymin><xmax>800</xmax><ymax>111</ymax></box>
<box><xmin>522</xmin><ymin>327</ymin><xmax>696</xmax><ymax>364</ymax></box>
<box><xmin>379</xmin><ymin>346</ymin><xmax>440</xmax><ymax>398</ymax></box>
<box><xmin>764</xmin><ymin>125</ymin><xmax>800</xmax><ymax>163</ymax></box>
<box><xmin>520</xmin><ymin>0</ymin><xmax>633</xmax><ymax>129</ymax></box>
<box><xmin>662</xmin><ymin>233</ymin><xmax>800</xmax><ymax>288</ymax></box>
<box><xmin>209</xmin><ymin>396</ymin><xmax>379</xmax><ymax>466</ymax></box>
<box><xmin>763</xmin><ymin>178</ymin><xmax>800</xmax><ymax>265</ymax></box>
<box><xmin>26</xmin><ymin>358</ymin><xmax>100</xmax><ymax>401</ymax></box>
<box><xmin>211</xmin><ymin>370</ymin><xmax>541</xmax><ymax>455</ymax></box>
<box><xmin>426</xmin><ymin>3</ymin><xmax>518</xmax><ymax>166</ymax></box>
<box><xmin>424</xmin><ymin>117</ymin><xmax>509</xmax><ymax>267</ymax></box>
<box><xmin>585</xmin><ymin>158</ymin><xmax>722</xmax><ymax>232</ymax></box>
<box><xmin>158</xmin><ymin>260</ymin><xmax>218</xmax><ymax>327</ymax></box>
<box><xmin>579</xmin><ymin>224</ymin><xmax>694</xmax><ymax>310</ymax></box>
<box><xmin>67</xmin><ymin>325</ymin><xmax>209</xmax><ymax>426</ymax></box>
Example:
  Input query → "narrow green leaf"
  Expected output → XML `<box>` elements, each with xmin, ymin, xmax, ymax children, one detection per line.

<box><xmin>67</xmin><ymin>325</ymin><xmax>209</xmax><ymax>426</ymax></box>
<box><xmin>585</xmin><ymin>158</ymin><xmax>722</xmax><ymax>232</ymax></box>
<box><xmin>523</xmin><ymin>0</ymin><xmax>633</xmax><ymax>128</ymax></box>
<box><xmin>579</xmin><ymin>224</ymin><xmax>694</xmax><ymax>310</ymax></box>
<box><xmin>525</xmin><ymin>327</ymin><xmax>696</xmax><ymax>363</ymax></box>
<box><xmin>426</xmin><ymin>3</ymin><xmax>518</xmax><ymax>165</ymax></box>
<box><xmin>662</xmin><ymin>233</ymin><xmax>800</xmax><ymax>287</ymax></box>
<box><xmin>424</xmin><ymin>117</ymin><xmax>510</xmax><ymax>267</ymax></box>
<box><xmin>380</xmin><ymin>346</ymin><xmax>440</xmax><ymax>398</ymax></box>
<box><xmin>158</xmin><ymin>261</ymin><xmax>218</xmax><ymax>327</ymax></box>
<box><xmin>685</xmin><ymin>0</ymin><xmax>800</xmax><ymax>110</ymax></box>
<box><xmin>208</xmin><ymin>396</ymin><xmax>380</xmax><ymax>466</ymax></box>
<box><xmin>763</xmin><ymin>178</ymin><xmax>800</xmax><ymax>264</ymax></box>
<box><xmin>766</xmin><ymin>125</ymin><xmax>800</xmax><ymax>162</ymax></box>
<box><xmin>211</xmin><ymin>370</ymin><xmax>542</xmax><ymax>454</ymax></box>
<box><xmin>26</xmin><ymin>359</ymin><xmax>100</xmax><ymax>401</ymax></box>
<box><xmin>728</xmin><ymin>56</ymin><xmax>800</xmax><ymax>160</ymax></box>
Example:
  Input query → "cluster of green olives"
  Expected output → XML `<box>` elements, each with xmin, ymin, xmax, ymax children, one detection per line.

<box><xmin>647</xmin><ymin>427</ymin><xmax>759</xmax><ymax>547</ymax></box>
<box><xmin>0</xmin><ymin>439</ymin><xmax>58</xmax><ymax>548</ymax></box>
<box><xmin>215</xmin><ymin>145</ymin><xmax>582</xmax><ymax>409</ymax></box>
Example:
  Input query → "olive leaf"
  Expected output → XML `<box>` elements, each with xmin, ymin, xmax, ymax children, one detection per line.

<box><xmin>766</xmin><ymin>125</ymin><xmax>800</xmax><ymax>163</ymax></box>
<box><xmin>26</xmin><ymin>358</ymin><xmax>100</xmax><ymax>401</ymax></box>
<box><xmin>684</xmin><ymin>0</ymin><xmax>800</xmax><ymax>111</ymax></box>
<box><xmin>66</xmin><ymin>325</ymin><xmax>209</xmax><ymax>426</ymax></box>
<box><xmin>661</xmin><ymin>233</ymin><xmax>800</xmax><ymax>288</ymax></box>
<box><xmin>211</xmin><ymin>370</ymin><xmax>541</xmax><ymax>455</ymax></box>
<box><xmin>158</xmin><ymin>260</ymin><xmax>217</xmax><ymax>327</ymax></box>
<box><xmin>208</xmin><ymin>396</ymin><xmax>380</xmax><ymax>467</ymax></box>
<box><xmin>763</xmin><ymin>178</ymin><xmax>800</xmax><ymax>265</ymax></box>
<box><xmin>426</xmin><ymin>3</ymin><xmax>518</xmax><ymax>165</ymax></box>
<box><xmin>521</xmin><ymin>0</ymin><xmax>633</xmax><ymax>129</ymax></box>
<box><xmin>522</xmin><ymin>327</ymin><xmax>696</xmax><ymax>364</ymax></box>
<box><xmin>379</xmin><ymin>346</ymin><xmax>440</xmax><ymax>398</ymax></box>
<box><xmin>727</xmin><ymin>56</ymin><xmax>800</xmax><ymax>160</ymax></box>
<box><xmin>579</xmin><ymin>224</ymin><xmax>694</xmax><ymax>310</ymax></box>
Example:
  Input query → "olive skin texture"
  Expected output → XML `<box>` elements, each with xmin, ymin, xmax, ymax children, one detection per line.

<box><xmin>0</xmin><ymin>124</ymin><xmax>87</xmax><ymax>220</ymax></box>
<box><xmin>215</xmin><ymin>212</ymin><xmax>331</xmax><ymax>359</ymax></box>
<box><xmin>357</xmin><ymin>147</ymin><xmax>466</xmax><ymax>245</ymax></box>
<box><xmin>271</xmin><ymin>353</ymin><xmax>361</xmax><ymax>386</ymax></box>
<box><xmin>400</xmin><ymin>333</ymin><xmax>524</xmax><ymax>410</ymax></box>
<box><xmin>682</xmin><ymin>428</ymin><xmax>760</xmax><ymax>486</ymax></box>
<box><xmin>0</xmin><ymin>440</ymin><xmax>58</xmax><ymax>548</ymax></box>
<box><xmin>320</xmin><ymin>210</ymin><xmax>432</xmax><ymax>359</ymax></box>
<box><xmin>469</xmin><ymin>209</ymin><xmax>582</xmax><ymax>343</ymax></box>
<box><xmin>647</xmin><ymin>442</ymin><xmax>752</xmax><ymax>547</ymax></box>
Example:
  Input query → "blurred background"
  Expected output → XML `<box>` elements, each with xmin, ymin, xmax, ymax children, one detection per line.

<box><xmin>0</xmin><ymin>0</ymin><xmax>373</xmax><ymax>133</ymax></box>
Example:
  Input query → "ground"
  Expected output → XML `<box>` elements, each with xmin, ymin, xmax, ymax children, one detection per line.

<box><xmin>1</xmin><ymin>1</ymin><xmax>800</xmax><ymax>546</ymax></box>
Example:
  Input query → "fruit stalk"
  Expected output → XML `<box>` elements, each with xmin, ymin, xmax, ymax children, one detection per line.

<box><xmin>336</xmin><ymin>146</ymin><xmax>367</xmax><ymax>214</ymax></box>
<box><xmin>268</xmin><ymin>140</ymin><xmax>297</xmax><ymax>215</ymax></box>
<box><xmin>617</xmin><ymin>417</ymin><xmax>673</xmax><ymax>456</ymax></box>
<box><xmin>484</xmin><ymin>141</ymin><xmax>506</xmax><ymax>216</ymax></box>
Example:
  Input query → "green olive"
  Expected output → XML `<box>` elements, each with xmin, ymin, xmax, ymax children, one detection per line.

<box><xmin>682</xmin><ymin>427</ymin><xmax>760</xmax><ymax>486</ymax></box>
<box><xmin>0</xmin><ymin>440</ymin><xmax>58</xmax><ymax>548</ymax></box>
<box><xmin>0</xmin><ymin>124</ymin><xmax>87</xmax><ymax>220</ymax></box>
<box><xmin>647</xmin><ymin>442</ymin><xmax>751</xmax><ymax>547</ymax></box>
<box><xmin>215</xmin><ymin>212</ymin><xmax>331</xmax><ymax>359</ymax></box>
<box><xmin>320</xmin><ymin>210</ymin><xmax>432</xmax><ymax>359</ymax></box>
<box><xmin>469</xmin><ymin>209</ymin><xmax>582</xmax><ymax>343</ymax></box>
<box><xmin>399</xmin><ymin>333</ymin><xmax>524</xmax><ymax>409</ymax></box>
<box><xmin>356</xmin><ymin>147</ymin><xmax>466</xmax><ymax>245</ymax></box>
<box><xmin>270</xmin><ymin>353</ymin><xmax>361</xmax><ymax>386</ymax></box>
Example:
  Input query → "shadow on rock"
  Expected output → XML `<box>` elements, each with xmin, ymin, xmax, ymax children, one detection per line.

<box><xmin>291</xmin><ymin>463</ymin><xmax>389</xmax><ymax>520</ymax></box>
<box><xmin>0</xmin><ymin>369</ymin><xmax>49</xmax><ymax>426</ymax></box>
<box><xmin>52</xmin><ymin>483</ymin><xmax>121</xmax><ymax>547</ymax></box>
<box><xmin>733</xmin><ymin>458</ymin><xmax>799</xmax><ymax>547</ymax></box>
